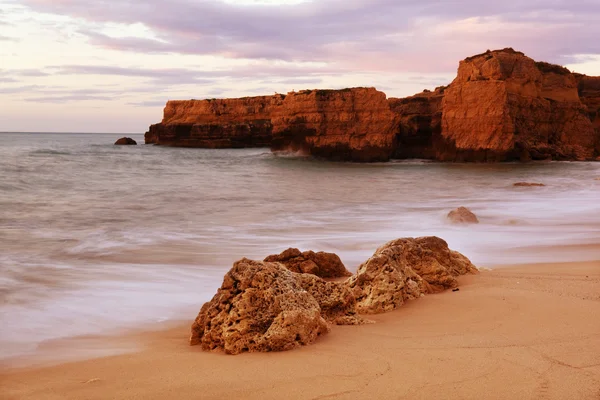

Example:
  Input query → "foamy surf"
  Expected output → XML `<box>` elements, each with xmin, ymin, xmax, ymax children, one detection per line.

<box><xmin>0</xmin><ymin>132</ymin><xmax>598</xmax><ymax>364</ymax></box>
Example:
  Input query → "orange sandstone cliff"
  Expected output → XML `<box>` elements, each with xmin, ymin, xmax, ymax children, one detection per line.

<box><xmin>146</xmin><ymin>48</ymin><xmax>599</xmax><ymax>162</ymax></box>
<box><xmin>575</xmin><ymin>74</ymin><xmax>600</xmax><ymax>155</ymax></box>
<box><xmin>439</xmin><ymin>49</ymin><xmax>597</xmax><ymax>161</ymax></box>
<box><xmin>145</xmin><ymin>95</ymin><xmax>285</xmax><ymax>148</ymax></box>
<box><xmin>388</xmin><ymin>86</ymin><xmax>445</xmax><ymax>159</ymax></box>
<box><xmin>270</xmin><ymin>88</ymin><xmax>397</xmax><ymax>162</ymax></box>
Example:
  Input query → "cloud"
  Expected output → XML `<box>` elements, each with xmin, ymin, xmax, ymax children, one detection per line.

<box><xmin>19</xmin><ymin>0</ymin><xmax>600</xmax><ymax>73</ymax></box>
<box><xmin>25</xmin><ymin>94</ymin><xmax>115</xmax><ymax>103</ymax></box>
<box><xmin>127</xmin><ymin>100</ymin><xmax>168</xmax><ymax>107</ymax></box>
<box><xmin>52</xmin><ymin>63</ymin><xmax>348</xmax><ymax>87</ymax></box>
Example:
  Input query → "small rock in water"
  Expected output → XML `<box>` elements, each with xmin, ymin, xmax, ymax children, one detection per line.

<box><xmin>513</xmin><ymin>182</ymin><xmax>545</xmax><ymax>187</ymax></box>
<box><xmin>447</xmin><ymin>207</ymin><xmax>479</xmax><ymax>224</ymax></box>
<box><xmin>114</xmin><ymin>137</ymin><xmax>137</xmax><ymax>145</ymax></box>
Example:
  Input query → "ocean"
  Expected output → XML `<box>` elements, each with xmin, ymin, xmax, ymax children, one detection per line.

<box><xmin>1</xmin><ymin>132</ymin><xmax>599</xmax><ymax>364</ymax></box>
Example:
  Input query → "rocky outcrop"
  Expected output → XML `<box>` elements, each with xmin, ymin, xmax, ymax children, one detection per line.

<box><xmin>264</xmin><ymin>248</ymin><xmax>352</xmax><ymax>278</ymax></box>
<box><xmin>145</xmin><ymin>95</ymin><xmax>285</xmax><ymax>147</ymax></box>
<box><xmin>513</xmin><ymin>182</ymin><xmax>545</xmax><ymax>187</ymax></box>
<box><xmin>114</xmin><ymin>137</ymin><xmax>137</xmax><ymax>145</ymax></box>
<box><xmin>146</xmin><ymin>49</ymin><xmax>599</xmax><ymax>161</ymax></box>
<box><xmin>347</xmin><ymin>237</ymin><xmax>477</xmax><ymax>314</ymax></box>
<box><xmin>190</xmin><ymin>259</ymin><xmax>330</xmax><ymax>354</ymax></box>
<box><xmin>388</xmin><ymin>87</ymin><xmax>445</xmax><ymax>159</ymax></box>
<box><xmin>575</xmin><ymin>74</ymin><xmax>600</xmax><ymax>154</ymax></box>
<box><xmin>271</xmin><ymin>88</ymin><xmax>398</xmax><ymax>162</ymax></box>
<box><xmin>447</xmin><ymin>207</ymin><xmax>479</xmax><ymax>224</ymax></box>
<box><xmin>439</xmin><ymin>48</ymin><xmax>598</xmax><ymax>161</ymax></box>
<box><xmin>191</xmin><ymin>237</ymin><xmax>477</xmax><ymax>354</ymax></box>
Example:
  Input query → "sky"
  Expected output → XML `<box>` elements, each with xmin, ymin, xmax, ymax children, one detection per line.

<box><xmin>1</xmin><ymin>0</ymin><xmax>599</xmax><ymax>133</ymax></box>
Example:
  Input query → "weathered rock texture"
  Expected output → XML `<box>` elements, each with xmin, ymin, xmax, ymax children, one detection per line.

<box><xmin>440</xmin><ymin>48</ymin><xmax>598</xmax><ymax>161</ymax></box>
<box><xmin>388</xmin><ymin>87</ymin><xmax>445</xmax><ymax>159</ymax></box>
<box><xmin>447</xmin><ymin>207</ymin><xmax>479</xmax><ymax>224</ymax></box>
<box><xmin>270</xmin><ymin>88</ymin><xmax>398</xmax><ymax>162</ymax></box>
<box><xmin>191</xmin><ymin>237</ymin><xmax>477</xmax><ymax>354</ymax></box>
<box><xmin>264</xmin><ymin>248</ymin><xmax>352</xmax><ymax>278</ymax></box>
<box><xmin>114</xmin><ymin>137</ymin><xmax>137</xmax><ymax>145</ymax></box>
<box><xmin>145</xmin><ymin>95</ymin><xmax>285</xmax><ymax>147</ymax></box>
<box><xmin>190</xmin><ymin>259</ymin><xmax>330</xmax><ymax>354</ymax></box>
<box><xmin>575</xmin><ymin>74</ymin><xmax>600</xmax><ymax>154</ymax></box>
<box><xmin>347</xmin><ymin>237</ymin><xmax>478</xmax><ymax>314</ymax></box>
<box><xmin>147</xmin><ymin>49</ymin><xmax>599</xmax><ymax>162</ymax></box>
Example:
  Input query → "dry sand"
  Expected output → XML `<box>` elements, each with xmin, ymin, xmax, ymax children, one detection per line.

<box><xmin>1</xmin><ymin>260</ymin><xmax>599</xmax><ymax>400</ymax></box>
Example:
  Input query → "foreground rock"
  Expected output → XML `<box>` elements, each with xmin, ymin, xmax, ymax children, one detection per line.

<box><xmin>513</xmin><ymin>182</ymin><xmax>546</xmax><ymax>187</ymax></box>
<box><xmin>190</xmin><ymin>259</ymin><xmax>330</xmax><ymax>354</ymax></box>
<box><xmin>447</xmin><ymin>207</ymin><xmax>479</xmax><ymax>224</ymax></box>
<box><xmin>347</xmin><ymin>237</ymin><xmax>478</xmax><ymax>314</ymax></box>
<box><xmin>264</xmin><ymin>248</ymin><xmax>352</xmax><ymax>278</ymax></box>
<box><xmin>192</xmin><ymin>238</ymin><xmax>477</xmax><ymax>354</ymax></box>
<box><xmin>114</xmin><ymin>137</ymin><xmax>137</xmax><ymax>145</ymax></box>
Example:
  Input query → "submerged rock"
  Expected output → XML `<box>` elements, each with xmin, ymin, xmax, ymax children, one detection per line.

<box><xmin>447</xmin><ymin>207</ymin><xmax>479</xmax><ymax>224</ymax></box>
<box><xmin>190</xmin><ymin>259</ymin><xmax>329</xmax><ymax>354</ymax></box>
<box><xmin>347</xmin><ymin>237</ymin><xmax>477</xmax><ymax>314</ymax></box>
<box><xmin>114</xmin><ymin>137</ymin><xmax>137</xmax><ymax>145</ymax></box>
<box><xmin>513</xmin><ymin>182</ymin><xmax>546</xmax><ymax>187</ymax></box>
<box><xmin>264</xmin><ymin>248</ymin><xmax>352</xmax><ymax>278</ymax></box>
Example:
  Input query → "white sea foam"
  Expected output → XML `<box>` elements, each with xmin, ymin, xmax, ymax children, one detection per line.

<box><xmin>0</xmin><ymin>132</ymin><xmax>599</xmax><ymax>364</ymax></box>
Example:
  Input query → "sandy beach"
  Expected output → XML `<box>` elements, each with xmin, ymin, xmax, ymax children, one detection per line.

<box><xmin>1</xmin><ymin>260</ymin><xmax>599</xmax><ymax>400</ymax></box>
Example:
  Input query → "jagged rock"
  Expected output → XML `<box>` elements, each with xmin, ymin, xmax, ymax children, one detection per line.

<box><xmin>295</xmin><ymin>274</ymin><xmax>369</xmax><ymax>326</ymax></box>
<box><xmin>388</xmin><ymin>87</ymin><xmax>445</xmax><ymax>159</ymax></box>
<box><xmin>190</xmin><ymin>259</ymin><xmax>329</xmax><ymax>354</ymax></box>
<box><xmin>114</xmin><ymin>137</ymin><xmax>137</xmax><ymax>145</ymax></box>
<box><xmin>146</xmin><ymin>95</ymin><xmax>284</xmax><ymax>147</ymax></box>
<box><xmin>264</xmin><ymin>248</ymin><xmax>352</xmax><ymax>278</ymax></box>
<box><xmin>347</xmin><ymin>237</ymin><xmax>477</xmax><ymax>314</ymax></box>
<box><xmin>513</xmin><ymin>182</ymin><xmax>546</xmax><ymax>187</ymax></box>
<box><xmin>447</xmin><ymin>207</ymin><xmax>479</xmax><ymax>224</ymax></box>
<box><xmin>440</xmin><ymin>48</ymin><xmax>598</xmax><ymax>161</ymax></box>
<box><xmin>575</xmin><ymin>74</ymin><xmax>600</xmax><ymax>154</ymax></box>
<box><xmin>271</xmin><ymin>88</ymin><xmax>398</xmax><ymax>162</ymax></box>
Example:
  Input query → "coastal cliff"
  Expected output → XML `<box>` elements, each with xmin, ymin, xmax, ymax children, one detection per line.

<box><xmin>575</xmin><ymin>74</ymin><xmax>600</xmax><ymax>155</ymax></box>
<box><xmin>270</xmin><ymin>88</ymin><xmax>397</xmax><ymax>162</ymax></box>
<box><xmin>439</xmin><ymin>49</ymin><xmax>597</xmax><ymax>161</ymax></box>
<box><xmin>145</xmin><ymin>95</ymin><xmax>284</xmax><ymax>148</ymax></box>
<box><xmin>388</xmin><ymin>87</ymin><xmax>444</xmax><ymax>159</ymax></box>
<box><xmin>145</xmin><ymin>48</ymin><xmax>600</xmax><ymax>162</ymax></box>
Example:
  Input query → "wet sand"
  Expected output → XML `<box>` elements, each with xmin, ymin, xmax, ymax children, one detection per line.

<box><xmin>1</xmin><ymin>260</ymin><xmax>599</xmax><ymax>400</ymax></box>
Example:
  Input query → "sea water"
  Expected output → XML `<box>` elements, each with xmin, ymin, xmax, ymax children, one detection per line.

<box><xmin>1</xmin><ymin>132</ymin><xmax>599</xmax><ymax>364</ymax></box>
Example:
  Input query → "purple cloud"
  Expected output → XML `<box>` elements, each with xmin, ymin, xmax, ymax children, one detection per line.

<box><xmin>19</xmin><ymin>0</ymin><xmax>600</xmax><ymax>73</ymax></box>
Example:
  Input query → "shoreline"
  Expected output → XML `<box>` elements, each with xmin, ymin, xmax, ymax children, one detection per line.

<box><xmin>2</xmin><ymin>260</ymin><xmax>599</xmax><ymax>399</ymax></box>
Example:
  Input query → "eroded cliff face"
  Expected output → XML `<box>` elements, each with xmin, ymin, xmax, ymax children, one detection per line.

<box><xmin>388</xmin><ymin>87</ymin><xmax>445</xmax><ymax>159</ymax></box>
<box><xmin>270</xmin><ymin>88</ymin><xmax>398</xmax><ymax>162</ymax></box>
<box><xmin>440</xmin><ymin>48</ymin><xmax>597</xmax><ymax>161</ymax></box>
<box><xmin>146</xmin><ymin>48</ymin><xmax>599</xmax><ymax>162</ymax></box>
<box><xmin>575</xmin><ymin>74</ymin><xmax>600</xmax><ymax>155</ymax></box>
<box><xmin>145</xmin><ymin>95</ymin><xmax>284</xmax><ymax>147</ymax></box>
